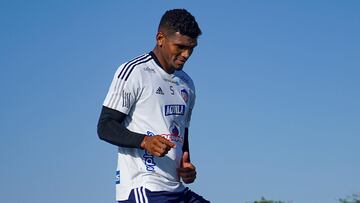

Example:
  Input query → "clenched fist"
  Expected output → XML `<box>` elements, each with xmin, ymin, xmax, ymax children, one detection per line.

<box><xmin>178</xmin><ymin>152</ymin><xmax>196</xmax><ymax>184</ymax></box>
<box><xmin>140</xmin><ymin>135</ymin><xmax>175</xmax><ymax>157</ymax></box>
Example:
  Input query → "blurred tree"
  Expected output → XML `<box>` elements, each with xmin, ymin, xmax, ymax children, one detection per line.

<box><xmin>253</xmin><ymin>196</ymin><xmax>285</xmax><ymax>203</ymax></box>
<box><xmin>339</xmin><ymin>193</ymin><xmax>360</xmax><ymax>203</ymax></box>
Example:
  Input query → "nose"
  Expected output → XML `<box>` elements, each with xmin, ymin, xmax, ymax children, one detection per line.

<box><xmin>181</xmin><ymin>49</ymin><xmax>191</xmax><ymax>59</ymax></box>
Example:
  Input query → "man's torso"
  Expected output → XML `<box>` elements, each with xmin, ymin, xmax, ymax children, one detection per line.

<box><xmin>103</xmin><ymin>53</ymin><xmax>195</xmax><ymax>200</ymax></box>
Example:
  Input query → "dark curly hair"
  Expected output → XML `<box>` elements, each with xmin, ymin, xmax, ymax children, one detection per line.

<box><xmin>158</xmin><ymin>9</ymin><xmax>202</xmax><ymax>39</ymax></box>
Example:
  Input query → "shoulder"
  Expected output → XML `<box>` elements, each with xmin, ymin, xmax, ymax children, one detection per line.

<box><xmin>116</xmin><ymin>53</ymin><xmax>153</xmax><ymax>81</ymax></box>
<box><xmin>175</xmin><ymin>70</ymin><xmax>195</xmax><ymax>91</ymax></box>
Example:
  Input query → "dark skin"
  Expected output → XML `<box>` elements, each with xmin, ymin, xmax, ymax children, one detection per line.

<box><xmin>140</xmin><ymin>28</ymin><xmax>198</xmax><ymax>184</ymax></box>
<box><xmin>153</xmin><ymin>28</ymin><xmax>197</xmax><ymax>74</ymax></box>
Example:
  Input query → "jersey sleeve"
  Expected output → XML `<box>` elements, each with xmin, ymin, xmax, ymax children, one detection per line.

<box><xmin>185</xmin><ymin>93</ymin><xmax>195</xmax><ymax>128</ymax></box>
<box><xmin>185</xmin><ymin>70</ymin><xmax>196</xmax><ymax>128</ymax></box>
<box><xmin>103</xmin><ymin>64</ymin><xmax>142</xmax><ymax>114</ymax></box>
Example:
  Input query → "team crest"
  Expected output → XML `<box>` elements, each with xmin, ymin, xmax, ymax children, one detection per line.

<box><xmin>170</xmin><ymin>122</ymin><xmax>180</xmax><ymax>137</ymax></box>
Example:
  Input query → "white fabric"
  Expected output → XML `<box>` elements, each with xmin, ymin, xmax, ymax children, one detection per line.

<box><xmin>103</xmin><ymin>53</ymin><xmax>196</xmax><ymax>201</ymax></box>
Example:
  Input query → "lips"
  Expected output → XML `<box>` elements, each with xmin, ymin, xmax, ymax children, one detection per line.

<box><xmin>176</xmin><ymin>58</ymin><xmax>186</xmax><ymax>64</ymax></box>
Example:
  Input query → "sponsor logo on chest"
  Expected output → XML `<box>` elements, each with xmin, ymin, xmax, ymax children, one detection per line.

<box><xmin>165</xmin><ymin>104</ymin><xmax>185</xmax><ymax>116</ymax></box>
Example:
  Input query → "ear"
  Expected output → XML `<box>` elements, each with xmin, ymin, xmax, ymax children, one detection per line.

<box><xmin>156</xmin><ymin>32</ymin><xmax>165</xmax><ymax>47</ymax></box>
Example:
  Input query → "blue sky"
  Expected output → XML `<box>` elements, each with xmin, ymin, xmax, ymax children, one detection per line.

<box><xmin>1</xmin><ymin>1</ymin><xmax>359</xmax><ymax>203</ymax></box>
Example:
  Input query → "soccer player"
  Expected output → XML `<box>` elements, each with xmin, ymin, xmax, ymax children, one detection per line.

<box><xmin>97</xmin><ymin>9</ymin><xmax>209</xmax><ymax>203</ymax></box>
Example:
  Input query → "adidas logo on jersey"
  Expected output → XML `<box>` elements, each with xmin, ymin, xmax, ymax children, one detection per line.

<box><xmin>156</xmin><ymin>87</ymin><xmax>164</xmax><ymax>95</ymax></box>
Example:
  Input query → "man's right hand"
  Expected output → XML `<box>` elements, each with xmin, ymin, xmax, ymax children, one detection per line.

<box><xmin>140</xmin><ymin>135</ymin><xmax>175</xmax><ymax>157</ymax></box>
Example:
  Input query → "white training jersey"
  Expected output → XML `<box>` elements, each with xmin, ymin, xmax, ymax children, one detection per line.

<box><xmin>102</xmin><ymin>52</ymin><xmax>196</xmax><ymax>201</ymax></box>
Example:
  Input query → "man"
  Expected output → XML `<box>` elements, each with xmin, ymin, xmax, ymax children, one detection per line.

<box><xmin>97</xmin><ymin>9</ymin><xmax>209</xmax><ymax>203</ymax></box>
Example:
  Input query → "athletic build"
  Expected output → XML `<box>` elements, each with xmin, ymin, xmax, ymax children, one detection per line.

<box><xmin>97</xmin><ymin>9</ymin><xmax>209</xmax><ymax>203</ymax></box>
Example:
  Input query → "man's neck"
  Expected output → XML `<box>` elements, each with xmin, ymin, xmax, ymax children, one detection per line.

<box><xmin>151</xmin><ymin>48</ymin><xmax>174</xmax><ymax>74</ymax></box>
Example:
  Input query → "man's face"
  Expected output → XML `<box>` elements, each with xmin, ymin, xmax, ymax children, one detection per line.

<box><xmin>158</xmin><ymin>32</ymin><xmax>197</xmax><ymax>72</ymax></box>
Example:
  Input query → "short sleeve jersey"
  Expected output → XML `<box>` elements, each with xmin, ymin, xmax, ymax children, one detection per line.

<box><xmin>102</xmin><ymin>52</ymin><xmax>196</xmax><ymax>201</ymax></box>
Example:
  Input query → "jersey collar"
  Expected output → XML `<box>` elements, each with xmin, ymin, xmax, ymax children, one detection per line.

<box><xmin>149</xmin><ymin>51</ymin><xmax>177</xmax><ymax>78</ymax></box>
<box><xmin>149</xmin><ymin>51</ymin><xmax>164</xmax><ymax>70</ymax></box>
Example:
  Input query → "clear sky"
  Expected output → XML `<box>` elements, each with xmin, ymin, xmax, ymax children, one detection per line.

<box><xmin>1</xmin><ymin>1</ymin><xmax>359</xmax><ymax>203</ymax></box>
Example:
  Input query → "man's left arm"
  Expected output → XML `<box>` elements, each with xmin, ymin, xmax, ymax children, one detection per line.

<box><xmin>178</xmin><ymin>127</ymin><xmax>197</xmax><ymax>184</ymax></box>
